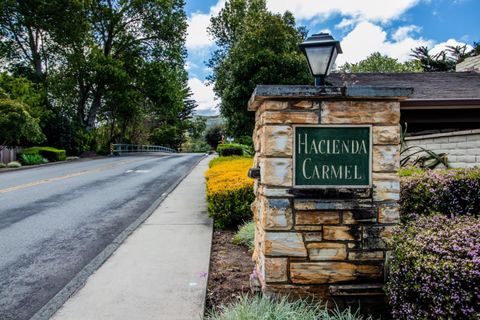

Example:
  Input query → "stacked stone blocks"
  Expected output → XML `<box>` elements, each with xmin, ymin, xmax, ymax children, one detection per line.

<box><xmin>250</xmin><ymin>97</ymin><xmax>401</xmax><ymax>301</ymax></box>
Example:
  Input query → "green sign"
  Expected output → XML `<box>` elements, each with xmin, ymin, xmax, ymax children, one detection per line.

<box><xmin>294</xmin><ymin>125</ymin><xmax>372</xmax><ymax>188</ymax></box>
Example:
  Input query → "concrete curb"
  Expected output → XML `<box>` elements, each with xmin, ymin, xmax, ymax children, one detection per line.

<box><xmin>30</xmin><ymin>154</ymin><xmax>208</xmax><ymax>320</ymax></box>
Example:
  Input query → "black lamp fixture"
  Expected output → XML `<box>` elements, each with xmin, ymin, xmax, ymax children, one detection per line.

<box><xmin>299</xmin><ymin>33</ymin><xmax>342</xmax><ymax>86</ymax></box>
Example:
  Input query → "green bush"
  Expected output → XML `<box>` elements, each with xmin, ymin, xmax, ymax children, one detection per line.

<box><xmin>20</xmin><ymin>153</ymin><xmax>45</xmax><ymax>165</ymax></box>
<box><xmin>217</xmin><ymin>143</ymin><xmax>244</xmax><ymax>156</ymax></box>
<box><xmin>207</xmin><ymin>186</ymin><xmax>255</xmax><ymax>229</ymax></box>
<box><xmin>232</xmin><ymin>221</ymin><xmax>255</xmax><ymax>252</ymax></box>
<box><xmin>386</xmin><ymin>215</ymin><xmax>480</xmax><ymax>319</ymax></box>
<box><xmin>205</xmin><ymin>157</ymin><xmax>254</xmax><ymax>229</ymax></box>
<box><xmin>19</xmin><ymin>146</ymin><xmax>67</xmax><ymax>162</ymax></box>
<box><xmin>206</xmin><ymin>294</ymin><xmax>370</xmax><ymax>320</ymax></box>
<box><xmin>400</xmin><ymin>167</ymin><xmax>480</xmax><ymax>220</ymax></box>
<box><xmin>7</xmin><ymin>161</ymin><xmax>21</xmax><ymax>168</ymax></box>
<box><xmin>0</xmin><ymin>162</ymin><xmax>6</xmax><ymax>169</ymax></box>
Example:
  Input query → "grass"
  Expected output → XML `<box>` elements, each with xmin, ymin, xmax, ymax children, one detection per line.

<box><xmin>232</xmin><ymin>221</ymin><xmax>255</xmax><ymax>252</ymax></box>
<box><xmin>206</xmin><ymin>294</ymin><xmax>371</xmax><ymax>320</ymax></box>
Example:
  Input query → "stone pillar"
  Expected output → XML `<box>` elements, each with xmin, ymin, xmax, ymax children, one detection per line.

<box><xmin>248</xmin><ymin>85</ymin><xmax>412</xmax><ymax>309</ymax></box>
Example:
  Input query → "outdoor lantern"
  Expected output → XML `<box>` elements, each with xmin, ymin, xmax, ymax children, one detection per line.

<box><xmin>299</xmin><ymin>33</ymin><xmax>342</xmax><ymax>86</ymax></box>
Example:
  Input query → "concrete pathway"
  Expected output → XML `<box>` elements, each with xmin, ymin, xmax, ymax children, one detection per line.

<box><xmin>52</xmin><ymin>156</ymin><xmax>213</xmax><ymax>320</ymax></box>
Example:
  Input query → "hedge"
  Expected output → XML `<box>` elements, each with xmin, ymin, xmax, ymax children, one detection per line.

<box><xmin>19</xmin><ymin>146</ymin><xmax>67</xmax><ymax>162</ymax></box>
<box><xmin>216</xmin><ymin>143</ymin><xmax>253</xmax><ymax>157</ymax></box>
<box><xmin>205</xmin><ymin>157</ymin><xmax>254</xmax><ymax>229</ymax></box>
<box><xmin>400</xmin><ymin>167</ymin><xmax>480</xmax><ymax>220</ymax></box>
<box><xmin>386</xmin><ymin>215</ymin><xmax>480</xmax><ymax>319</ymax></box>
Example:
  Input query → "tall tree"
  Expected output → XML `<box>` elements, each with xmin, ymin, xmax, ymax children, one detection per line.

<box><xmin>208</xmin><ymin>0</ymin><xmax>310</xmax><ymax>137</ymax></box>
<box><xmin>340</xmin><ymin>52</ymin><xmax>422</xmax><ymax>73</ymax></box>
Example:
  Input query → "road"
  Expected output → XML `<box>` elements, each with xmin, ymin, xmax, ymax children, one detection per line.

<box><xmin>0</xmin><ymin>154</ymin><xmax>204</xmax><ymax>320</ymax></box>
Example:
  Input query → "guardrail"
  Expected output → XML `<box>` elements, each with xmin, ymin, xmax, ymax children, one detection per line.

<box><xmin>110</xmin><ymin>144</ymin><xmax>176</xmax><ymax>155</ymax></box>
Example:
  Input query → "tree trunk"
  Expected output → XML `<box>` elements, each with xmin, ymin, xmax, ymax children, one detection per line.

<box><xmin>86</xmin><ymin>90</ymin><xmax>103</xmax><ymax>130</ymax></box>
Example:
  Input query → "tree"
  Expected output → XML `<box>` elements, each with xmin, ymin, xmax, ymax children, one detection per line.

<box><xmin>205</xmin><ymin>125</ymin><xmax>224</xmax><ymax>150</ymax></box>
<box><xmin>340</xmin><ymin>52</ymin><xmax>422</xmax><ymax>73</ymax></box>
<box><xmin>0</xmin><ymin>98</ymin><xmax>45</xmax><ymax>149</ymax></box>
<box><xmin>208</xmin><ymin>0</ymin><xmax>310</xmax><ymax>137</ymax></box>
<box><xmin>411</xmin><ymin>46</ymin><xmax>456</xmax><ymax>72</ymax></box>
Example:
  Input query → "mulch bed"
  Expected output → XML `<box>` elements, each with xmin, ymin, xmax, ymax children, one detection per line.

<box><xmin>205</xmin><ymin>230</ymin><xmax>255</xmax><ymax>314</ymax></box>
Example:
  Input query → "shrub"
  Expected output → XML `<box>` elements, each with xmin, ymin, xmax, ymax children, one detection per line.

<box><xmin>400</xmin><ymin>167</ymin><xmax>480</xmax><ymax>220</ymax></box>
<box><xmin>205</xmin><ymin>157</ymin><xmax>254</xmax><ymax>229</ymax></box>
<box><xmin>232</xmin><ymin>221</ymin><xmax>255</xmax><ymax>252</ymax></box>
<box><xmin>206</xmin><ymin>294</ymin><xmax>370</xmax><ymax>320</ymax></box>
<box><xmin>386</xmin><ymin>215</ymin><xmax>480</xmax><ymax>319</ymax></box>
<box><xmin>19</xmin><ymin>146</ymin><xmax>67</xmax><ymax>162</ymax></box>
<box><xmin>216</xmin><ymin>143</ymin><xmax>244</xmax><ymax>156</ymax></box>
<box><xmin>7</xmin><ymin>161</ymin><xmax>21</xmax><ymax>168</ymax></box>
<box><xmin>0</xmin><ymin>162</ymin><xmax>6</xmax><ymax>169</ymax></box>
<box><xmin>20</xmin><ymin>153</ymin><xmax>45</xmax><ymax>165</ymax></box>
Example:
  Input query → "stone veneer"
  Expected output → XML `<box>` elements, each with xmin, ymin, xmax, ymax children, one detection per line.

<box><xmin>248</xmin><ymin>85</ymin><xmax>411</xmax><ymax>309</ymax></box>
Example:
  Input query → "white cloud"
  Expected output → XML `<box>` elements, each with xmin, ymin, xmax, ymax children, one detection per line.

<box><xmin>336</xmin><ymin>21</ymin><xmax>433</xmax><ymax>65</ymax></box>
<box><xmin>186</xmin><ymin>0</ymin><xmax>226</xmax><ymax>50</ymax></box>
<box><xmin>266</xmin><ymin>0</ymin><xmax>421</xmax><ymax>23</ymax></box>
<box><xmin>392</xmin><ymin>25</ymin><xmax>421</xmax><ymax>41</ymax></box>
<box><xmin>430</xmin><ymin>38</ymin><xmax>473</xmax><ymax>57</ymax></box>
<box><xmin>188</xmin><ymin>78</ymin><xmax>218</xmax><ymax>115</ymax></box>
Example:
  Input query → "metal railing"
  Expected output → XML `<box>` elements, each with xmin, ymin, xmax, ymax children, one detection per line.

<box><xmin>111</xmin><ymin>144</ymin><xmax>176</xmax><ymax>155</ymax></box>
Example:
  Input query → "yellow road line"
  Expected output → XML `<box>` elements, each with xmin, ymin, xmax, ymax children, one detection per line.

<box><xmin>0</xmin><ymin>159</ymin><xmax>140</xmax><ymax>194</ymax></box>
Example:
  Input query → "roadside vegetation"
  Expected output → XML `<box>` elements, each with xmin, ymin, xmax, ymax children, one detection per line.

<box><xmin>205</xmin><ymin>155</ymin><xmax>254</xmax><ymax>229</ymax></box>
<box><xmin>206</xmin><ymin>295</ymin><xmax>370</xmax><ymax>320</ymax></box>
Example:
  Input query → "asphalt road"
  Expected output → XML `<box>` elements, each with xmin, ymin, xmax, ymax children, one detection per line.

<box><xmin>0</xmin><ymin>154</ymin><xmax>204</xmax><ymax>320</ymax></box>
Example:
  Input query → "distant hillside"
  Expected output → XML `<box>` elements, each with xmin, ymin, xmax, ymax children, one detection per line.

<box><xmin>194</xmin><ymin>115</ymin><xmax>226</xmax><ymax>129</ymax></box>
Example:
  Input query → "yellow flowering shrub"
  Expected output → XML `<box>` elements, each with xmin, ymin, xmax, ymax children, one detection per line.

<box><xmin>205</xmin><ymin>157</ymin><xmax>255</xmax><ymax>229</ymax></box>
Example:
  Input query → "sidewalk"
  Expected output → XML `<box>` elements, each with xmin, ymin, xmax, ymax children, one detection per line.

<box><xmin>52</xmin><ymin>156</ymin><xmax>213</xmax><ymax>320</ymax></box>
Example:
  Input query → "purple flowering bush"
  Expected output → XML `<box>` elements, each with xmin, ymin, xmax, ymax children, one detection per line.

<box><xmin>400</xmin><ymin>168</ymin><xmax>480</xmax><ymax>220</ymax></box>
<box><xmin>386</xmin><ymin>215</ymin><xmax>480</xmax><ymax>319</ymax></box>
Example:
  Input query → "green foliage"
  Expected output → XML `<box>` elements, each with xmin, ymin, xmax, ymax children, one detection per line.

<box><xmin>181</xmin><ymin>138</ymin><xmax>210</xmax><ymax>153</ymax></box>
<box><xmin>208</xmin><ymin>0</ymin><xmax>311</xmax><ymax>137</ymax></box>
<box><xmin>0</xmin><ymin>162</ymin><xmax>6</xmax><ymax>169</ymax></box>
<box><xmin>205</xmin><ymin>125</ymin><xmax>225</xmax><ymax>150</ymax></box>
<box><xmin>20</xmin><ymin>153</ymin><xmax>45</xmax><ymax>165</ymax></box>
<box><xmin>20</xmin><ymin>146</ymin><xmax>66</xmax><ymax>162</ymax></box>
<box><xmin>339</xmin><ymin>52</ymin><xmax>422</xmax><ymax>73</ymax></box>
<box><xmin>217</xmin><ymin>143</ymin><xmax>244</xmax><ymax>156</ymax></box>
<box><xmin>236</xmin><ymin>135</ymin><xmax>253</xmax><ymax>147</ymax></box>
<box><xmin>0</xmin><ymin>98</ymin><xmax>45</xmax><ymax>147</ymax></box>
<box><xmin>217</xmin><ymin>143</ymin><xmax>253</xmax><ymax>156</ymax></box>
<box><xmin>400</xmin><ymin>168</ymin><xmax>480</xmax><ymax>220</ymax></box>
<box><xmin>232</xmin><ymin>221</ymin><xmax>255</xmax><ymax>252</ymax></box>
<box><xmin>6</xmin><ymin>161</ymin><xmax>21</xmax><ymax>168</ymax></box>
<box><xmin>0</xmin><ymin>0</ymin><xmax>194</xmax><ymax>154</ymax></box>
<box><xmin>207</xmin><ymin>186</ymin><xmax>255</xmax><ymax>229</ymax></box>
<box><xmin>386</xmin><ymin>215</ymin><xmax>480</xmax><ymax>319</ymax></box>
<box><xmin>205</xmin><ymin>157</ymin><xmax>254</xmax><ymax>229</ymax></box>
<box><xmin>187</xmin><ymin>117</ymin><xmax>207</xmax><ymax>140</ymax></box>
<box><xmin>206</xmin><ymin>294</ymin><xmax>370</xmax><ymax>320</ymax></box>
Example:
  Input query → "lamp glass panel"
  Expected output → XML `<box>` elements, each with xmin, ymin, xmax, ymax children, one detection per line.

<box><xmin>326</xmin><ymin>47</ymin><xmax>338</xmax><ymax>75</ymax></box>
<box><xmin>304</xmin><ymin>46</ymin><xmax>333</xmax><ymax>75</ymax></box>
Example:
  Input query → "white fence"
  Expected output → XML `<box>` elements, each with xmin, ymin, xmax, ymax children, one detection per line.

<box><xmin>0</xmin><ymin>147</ymin><xmax>23</xmax><ymax>164</ymax></box>
<box><xmin>405</xmin><ymin>129</ymin><xmax>480</xmax><ymax>168</ymax></box>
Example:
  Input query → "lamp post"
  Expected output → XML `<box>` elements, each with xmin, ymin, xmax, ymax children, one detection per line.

<box><xmin>299</xmin><ymin>33</ymin><xmax>342</xmax><ymax>86</ymax></box>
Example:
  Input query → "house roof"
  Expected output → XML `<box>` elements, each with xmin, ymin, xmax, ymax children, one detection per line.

<box><xmin>327</xmin><ymin>72</ymin><xmax>480</xmax><ymax>101</ymax></box>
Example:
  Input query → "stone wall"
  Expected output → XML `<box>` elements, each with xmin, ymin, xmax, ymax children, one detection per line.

<box><xmin>405</xmin><ymin>129</ymin><xmax>480</xmax><ymax>168</ymax></box>
<box><xmin>248</xmin><ymin>88</ymin><xmax>407</xmax><ymax>309</ymax></box>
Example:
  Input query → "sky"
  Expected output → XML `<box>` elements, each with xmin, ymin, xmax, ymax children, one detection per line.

<box><xmin>184</xmin><ymin>0</ymin><xmax>480</xmax><ymax>116</ymax></box>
